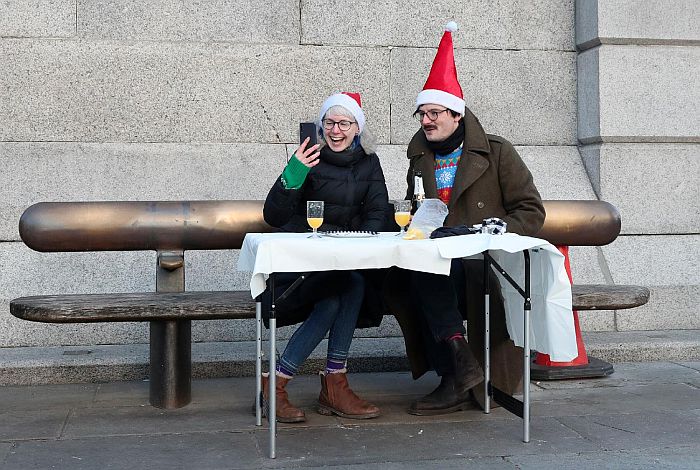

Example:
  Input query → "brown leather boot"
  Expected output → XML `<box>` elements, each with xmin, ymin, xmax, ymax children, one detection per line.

<box><xmin>259</xmin><ymin>374</ymin><xmax>306</xmax><ymax>423</ymax></box>
<box><xmin>447</xmin><ymin>335</ymin><xmax>484</xmax><ymax>396</ymax></box>
<box><xmin>408</xmin><ymin>374</ymin><xmax>474</xmax><ymax>416</ymax></box>
<box><xmin>318</xmin><ymin>372</ymin><xmax>380</xmax><ymax>419</ymax></box>
<box><xmin>409</xmin><ymin>337</ymin><xmax>483</xmax><ymax>416</ymax></box>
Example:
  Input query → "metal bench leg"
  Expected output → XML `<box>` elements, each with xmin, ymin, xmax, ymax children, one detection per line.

<box><xmin>151</xmin><ymin>250</ymin><xmax>190</xmax><ymax>409</ymax></box>
<box><xmin>150</xmin><ymin>319</ymin><xmax>192</xmax><ymax>409</ymax></box>
<box><xmin>255</xmin><ymin>301</ymin><xmax>262</xmax><ymax>426</ymax></box>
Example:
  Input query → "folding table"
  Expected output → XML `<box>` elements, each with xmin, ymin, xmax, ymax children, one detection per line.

<box><xmin>238</xmin><ymin>232</ymin><xmax>577</xmax><ymax>458</ymax></box>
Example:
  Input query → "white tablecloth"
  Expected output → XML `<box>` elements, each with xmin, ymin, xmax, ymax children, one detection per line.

<box><xmin>237</xmin><ymin>232</ymin><xmax>577</xmax><ymax>362</ymax></box>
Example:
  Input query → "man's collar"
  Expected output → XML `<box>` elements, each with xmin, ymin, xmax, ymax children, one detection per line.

<box><xmin>461</xmin><ymin>107</ymin><xmax>490</xmax><ymax>154</ymax></box>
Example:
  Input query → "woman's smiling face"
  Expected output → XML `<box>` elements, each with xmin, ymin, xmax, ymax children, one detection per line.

<box><xmin>322</xmin><ymin>113</ymin><xmax>358</xmax><ymax>152</ymax></box>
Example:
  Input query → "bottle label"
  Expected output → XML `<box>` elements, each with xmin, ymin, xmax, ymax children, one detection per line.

<box><xmin>413</xmin><ymin>171</ymin><xmax>425</xmax><ymax>211</ymax></box>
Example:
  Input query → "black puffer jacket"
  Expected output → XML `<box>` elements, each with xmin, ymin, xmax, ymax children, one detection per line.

<box><xmin>264</xmin><ymin>145</ymin><xmax>389</xmax><ymax>232</ymax></box>
<box><xmin>261</xmin><ymin>144</ymin><xmax>391</xmax><ymax>328</ymax></box>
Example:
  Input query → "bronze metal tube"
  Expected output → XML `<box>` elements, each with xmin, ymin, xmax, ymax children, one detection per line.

<box><xmin>19</xmin><ymin>200</ymin><xmax>273</xmax><ymax>252</ymax></box>
<box><xmin>537</xmin><ymin>200</ymin><xmax>621</xmax><ymax>246</ymax></box>
<box><xmin>19</xmin><ymin>199</ymin><xmax>621</xmax><ymax>251</ymax></box>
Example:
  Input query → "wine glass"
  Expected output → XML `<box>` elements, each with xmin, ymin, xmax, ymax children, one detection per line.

<box><xmin>393</xmin><ymin>200</ymin><xmax>411</xmax><ymax>236</ymax></box>
<box><xmin>306</xmin><ymin>200</ymin><xmax>324</xmax><ymax>238</ymax></box>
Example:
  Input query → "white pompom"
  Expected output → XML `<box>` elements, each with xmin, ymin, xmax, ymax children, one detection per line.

<box><xmin>445</xmin><ymin>21</ymin><xmax>459</xmax><ymax>33</ymax></box>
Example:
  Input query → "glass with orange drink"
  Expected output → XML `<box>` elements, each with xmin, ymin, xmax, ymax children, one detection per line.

<box><xmin>393</xmin><ymin>200</ymin><xmax>411</xmax><ymax>236</ymax></box>
<box><xmin>306</xmin><ymin>200</ymin><xmax>324</xmax><ymax>237</ymax></box>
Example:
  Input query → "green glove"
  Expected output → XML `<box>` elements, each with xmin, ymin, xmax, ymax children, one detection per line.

<box><xmin>280</xmin><ymin>155</ymin><xmax>311</xmax><ymax>189</ymax></box>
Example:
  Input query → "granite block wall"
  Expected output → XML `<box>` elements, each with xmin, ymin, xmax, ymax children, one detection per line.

<box><xmin>0</xmin><ymin>0</ymin><xmax>696</xmax><ymax>351</ymax></box>
<box><xmin>576</xmin><ymin>0</ymin><xmax>699</xmax><ymax>331</ymax></box>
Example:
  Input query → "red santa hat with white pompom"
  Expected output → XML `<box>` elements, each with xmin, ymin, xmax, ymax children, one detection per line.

<box><xmin>319</xmin><ymin>92</ymin><xmax>366</xmax><ymax>133</ymax></box>
<box><xmin>415</xmin><ymin>21</ymin><xmax>465</xmax><ymax>115</ymax></box>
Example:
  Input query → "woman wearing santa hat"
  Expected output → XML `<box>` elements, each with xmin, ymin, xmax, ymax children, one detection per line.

<box><xmin>260</xmin><ymin>92</ymin><xmax>389</xmax><ymax>423</ymax></box>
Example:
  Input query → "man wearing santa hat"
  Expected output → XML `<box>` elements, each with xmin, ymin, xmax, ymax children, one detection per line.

<box><xmin>389</xmin><ymin>22</ymin><xmax>546</xmax><ymax>415</ymax></box>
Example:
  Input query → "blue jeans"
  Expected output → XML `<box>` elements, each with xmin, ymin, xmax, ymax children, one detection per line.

<box><xmin>279</xmin><ymin>271</ymin><xmax>365</xmax><ymax>375</ymax></box>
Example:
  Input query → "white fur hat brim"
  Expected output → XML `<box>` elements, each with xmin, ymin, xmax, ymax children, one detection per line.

<box><xmin>318</xmin><ymin>93</ymin><xmax>366</xmax><ymax>133</ymax></box>
<box><xmin>416</xmin><ymin>89</ymin><xmax>465</xmax><ymax>115</ymax></box>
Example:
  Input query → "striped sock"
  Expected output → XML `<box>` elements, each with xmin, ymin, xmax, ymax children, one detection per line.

<box><xmin>276</xmin><ymin>363</ymin><xmax>294</xmax><ymax>379</ymax></box>
<box><xmin>325</xmin><ymin>359</ymin><xmax>346</xmax><ymax>374</ymax></box>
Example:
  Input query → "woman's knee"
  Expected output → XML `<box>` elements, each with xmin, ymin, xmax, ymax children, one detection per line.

<box><xmin>315</xmin><ymin>295</ymin><xmax>341</xmax><ymax>316</ymax></box>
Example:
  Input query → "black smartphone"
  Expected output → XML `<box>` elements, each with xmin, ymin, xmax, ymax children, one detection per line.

<box><xmin>299</xmin><ymin>122</ymin><xmax>318</xmax><ymax>147</ymax></box>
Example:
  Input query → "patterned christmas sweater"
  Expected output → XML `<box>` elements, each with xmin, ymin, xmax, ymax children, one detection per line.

<box><xmin>435</xmin><ymin>146</ymin><xmax>462</xmax><ymax>205</ymax></box>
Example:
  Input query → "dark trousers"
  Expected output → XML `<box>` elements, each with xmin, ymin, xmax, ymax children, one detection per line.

<box><xmin>410</xmin><ymin>259</ymin><xmax>468</xmax><ymax>376</ymax></box>
<box><xmin>388</xmin><ymin>261</ymin><xmax>521</xmax><ymax>395</ymax></box>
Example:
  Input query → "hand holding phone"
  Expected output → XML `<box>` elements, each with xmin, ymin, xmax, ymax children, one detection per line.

<box><xmin>299</xmin><ymin>122</ymin><xmax>318</xmax><ymax>147</ymax></box>
<box><xmin>295</xmin><ymin>122</ymin><xmax>320</xmax><ymax>168</ymax></box>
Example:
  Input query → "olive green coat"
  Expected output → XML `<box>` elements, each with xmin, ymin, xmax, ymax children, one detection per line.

<box><xmin>403</xmin><ymin>108</ymin><xmax>545</xmax><ymax>234</ymax></box>
<box><xmin>386</xmin><ymin>108</ymin><xmax>545</xmax><ymax>405</ymax></box>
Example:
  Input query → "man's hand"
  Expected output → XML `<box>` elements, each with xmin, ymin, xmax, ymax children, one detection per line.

<box><xmin>294</xmin><ymin>138</ymin><xmax>321</xmax><ymax>168</ymax></box>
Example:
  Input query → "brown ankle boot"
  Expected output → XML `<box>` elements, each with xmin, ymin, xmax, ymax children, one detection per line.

<box><xmin>446</xmin><ymin>336</ymin><xmax>484</xmax><ymax>396</ymax></box>
<box><xmin>318</xmin><ymin>372</ymin><xmax>380</xmax><ymax>419</ymax></box>
<box><xmin>408</xmin><ymin>338</ymin><xmax>483</xmax><ymax>416</ymax></box>
<box><xmin>259</xmin><ymin>374</ymin><xmax>306</xmax><ymax>423</ymax></box>
<box><xmin>408</xmin><ymin>374</ymin><xmax>473</xmax><ymax>416</ymax></box>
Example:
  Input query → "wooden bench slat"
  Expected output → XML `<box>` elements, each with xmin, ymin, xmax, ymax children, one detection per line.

<box><xmin>11</xmin><ymin>284</ymin><xmax>651</xmax><ymax>324</ymax></box>
<box><xmin>10</xmin><ymin>291</ymin><xmax>256</xmax><ymax>323</ymax></box>
<box><xmin>572</xmin><ymin>284</ymin><xmax>650</xmax><ymax>311</ymax></box>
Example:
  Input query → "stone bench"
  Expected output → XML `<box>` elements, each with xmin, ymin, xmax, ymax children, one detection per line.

<box><xmin>10</xmin><ymin>199</ymin><xmax>649</xmax><ymax>409</ymax></box>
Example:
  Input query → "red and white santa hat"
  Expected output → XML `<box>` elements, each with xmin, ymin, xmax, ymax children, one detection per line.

<box><xmin>318</xmin><ymin>92</ymin><xmax>366</xmax><ymax>133</ymax></box>
<box><xmin>416</xmin><ymin>22</ymin><xmax>465</xmax><ymax>115</ymax></box>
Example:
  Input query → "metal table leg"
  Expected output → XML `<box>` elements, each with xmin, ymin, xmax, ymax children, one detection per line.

<box><xmin>523</xmin><ymin>251</ymin><xmax>531</xmax><ymax>443</ymax></box>
<box><xmin>262</xmin><ymin>272</ymin><xmax>308</xmax><ymax>458</ymax></box>
<box><xmin>269</xmin><ymin>274</ymin><xmax>277</xmax><ymax>458</ymax></box>
<box><xmin>255</xmin><ymin>301</ymin><xmax>262</xmax><ymax>427</ymax></box>
<box><xmin>483</xmin><ymin>250</ymin><xmax>532</xmax><ymax>443</ymax></box>
<box><xmin>483</xmin><ymin>252</ymin><xmax>491</xmax><ymax>414</ymax></box>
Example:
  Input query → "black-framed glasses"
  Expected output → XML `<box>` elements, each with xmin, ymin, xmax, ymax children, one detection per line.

<box><xmin>413</xmin><ymin>109</ymin><xmax>450</xmax><ymax>122</ymax></box>
<box><xmin>322</xmin><ymin>119</ymin><xmax>356</xmax><ymax>131</ymax></box>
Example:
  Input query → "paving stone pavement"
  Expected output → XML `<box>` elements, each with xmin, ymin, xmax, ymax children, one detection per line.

<box><xmin>0</xmin><ymin>362</ymin><xmax>698</xmax><ymax>469</ymax></box>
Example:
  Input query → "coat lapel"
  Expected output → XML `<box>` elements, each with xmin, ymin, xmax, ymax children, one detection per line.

<box><xmin>448</xmin><ymin>108</ymin><xmax>491</xmax><ymax>208</ymax></box>
<box><xmin>448</xmin><ymin>151</ymin><xmax>488</xmax><ymax>209</ymax></box>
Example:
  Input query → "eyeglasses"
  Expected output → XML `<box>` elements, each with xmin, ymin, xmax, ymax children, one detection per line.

<box><xmin>322</xmin><ymin>119</ymin><xmax>356</xmax><ymax>131</ymax></box>
<box><xmin>413</xmin><ymin>109</ymin><xmax>450</xmax><ymax>122</ymax></box>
